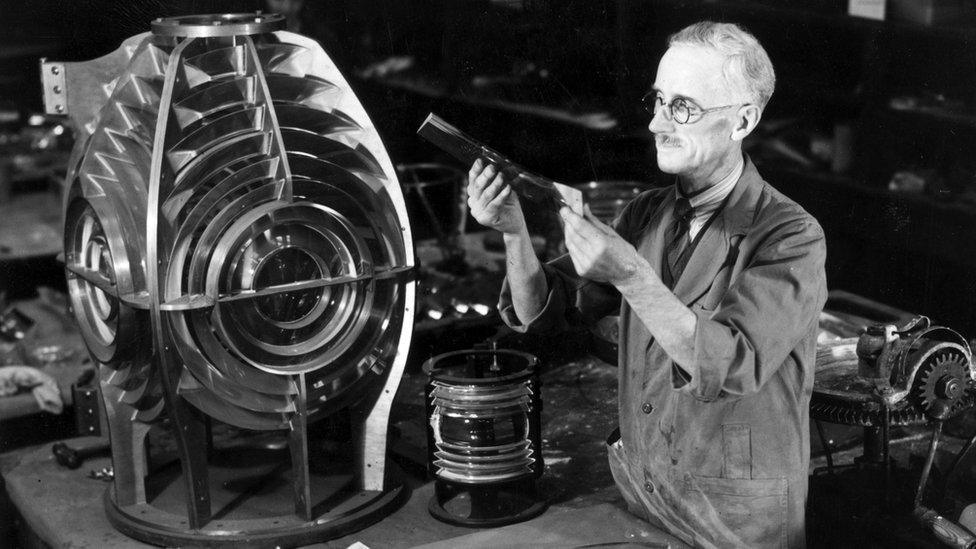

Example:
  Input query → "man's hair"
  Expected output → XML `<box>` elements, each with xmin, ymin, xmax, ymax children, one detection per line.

<box><xmin>668</xmin><ymin>21</ymin><xmax>776</xmax><ymax>110</ymax></box>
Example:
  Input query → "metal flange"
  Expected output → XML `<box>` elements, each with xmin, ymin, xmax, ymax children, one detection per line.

<box><xmin>151</xmin><ymin>13</ymin><xmax>285</xmax><ymax>38</ymax></box>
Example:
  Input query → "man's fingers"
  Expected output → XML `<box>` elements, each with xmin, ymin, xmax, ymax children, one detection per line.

<box><xmin>487</xmin><ymin>184</ymin><xmax>513</xmax><ymax>208</ymax></box>
<box><xmin>467</xmin><ymin>160</ymin><xmax>488</xmax><ymax>200</ymax></box>
<box><xmin>561</xmin><ymin>206</ymin><xmax>601</xmax><ymax>244</ymax></box>
<box><xmin>468</xmin><ymin>158</ymin><xmax>496</xmax><ymax>184</ymax></box>
<box><xmin>559</xmin><ymin>206</ymin><xmax>582</xmax><ymax>228</ymax></box>
<box><xmin>467</xmin><ymin>162</ymin><xmax>499</xmax><ymax>207</ymax></box>
<box><xmin>481</xmin><ymin>171</ymin><xmax>508</xmax><ymax>203</ymax></box>
<box><xmin>471</xmin><ymin>171</ymin><xmax>506</xmax><ymax>213</ymax></box>
<box><xmin>474</xmin><ymin>163</ymin><xmax>497</xmax><ymax>190</ymax></box>
<box><xmin>468</xmin><ymin>158</ymin><xmax>484</xmax><ymax>181</ymax></box>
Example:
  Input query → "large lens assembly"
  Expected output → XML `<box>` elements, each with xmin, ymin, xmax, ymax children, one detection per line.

<box><xmin>59</xmin><ymin>14</ymin><xmax>413</xmax><ymax>545</ymax></box>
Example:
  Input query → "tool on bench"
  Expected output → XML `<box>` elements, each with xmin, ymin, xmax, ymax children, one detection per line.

<box><xmin>52</xmin><ymin>440</ymin><xmax>110</xmax><ymax>469</ymax></box>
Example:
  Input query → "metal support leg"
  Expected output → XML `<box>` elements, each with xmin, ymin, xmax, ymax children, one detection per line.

<box><xmin>289</xmin><ymin>373</ymin><xmax>312</xmax><ymax>521</ymax></box>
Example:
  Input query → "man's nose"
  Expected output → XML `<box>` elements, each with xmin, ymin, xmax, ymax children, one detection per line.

<box><xmin>648</xmin><ymin>104</ymin><xmax>673</xmax><ymax>134</ymax></box>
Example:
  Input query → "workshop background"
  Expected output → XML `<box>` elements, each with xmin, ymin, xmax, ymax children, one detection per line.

<box><xmin>2</xmin><ymin>0</ymin><xmax>976</xmax><ymax>548</ymax></box>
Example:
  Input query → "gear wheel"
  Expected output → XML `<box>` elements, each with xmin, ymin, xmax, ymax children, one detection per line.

<box><xmin>909</xmin><ymin>343</ymin><xmax>972</xmax><ymax>418</ymax></box>
<box><xmin>809</xmin><ymin>395</ymin><xmax>924</xmax><ymax>427</ymax></box>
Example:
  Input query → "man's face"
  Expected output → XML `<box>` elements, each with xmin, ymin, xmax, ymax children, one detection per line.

<box><xmin>649</xmin><ymin>45</ymin><xmax>743</xmax><ymax>181</ymax></box>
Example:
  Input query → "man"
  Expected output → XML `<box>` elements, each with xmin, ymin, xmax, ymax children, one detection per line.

<box><xmin>467</xmin><ymin>21</ymin><xmax>826</xmax><ymax>548</ymax></box>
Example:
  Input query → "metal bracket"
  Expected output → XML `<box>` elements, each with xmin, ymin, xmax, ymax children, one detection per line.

<box><xmin>72</xmin><ymin>383</ymin><xmax>102</xmax><ymax>436</ymax></box>
<box><xmin>40</xmin><ymin>59</ymin><xmax>68</xmax><ymax>116</ymax></box>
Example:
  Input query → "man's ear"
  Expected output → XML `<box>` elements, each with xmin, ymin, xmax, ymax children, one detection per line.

<box><xmin>730</xmin><ymin>104</ymin><xmax>761</xmax><ymax>142</ymax></box>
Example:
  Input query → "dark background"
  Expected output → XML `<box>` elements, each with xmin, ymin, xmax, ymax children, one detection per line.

<box><xmin>3</xmin><ymin>0</ymin><xmax>976</xmax><ymax>335</ymax></box>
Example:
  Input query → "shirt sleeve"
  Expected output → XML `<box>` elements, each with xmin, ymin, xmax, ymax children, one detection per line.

<box><xmin>671</xmin><ymin>215</ymin><xmax>828</xmax><ymax>400</ymax></box>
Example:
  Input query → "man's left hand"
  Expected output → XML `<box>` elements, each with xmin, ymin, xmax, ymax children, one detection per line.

<box><xmin>560</xmin><ymin>205</ymin><xmax>642</xmax><ymax>285</ymax></box>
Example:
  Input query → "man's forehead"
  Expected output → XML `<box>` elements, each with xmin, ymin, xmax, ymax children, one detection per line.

<box><xmin>653</xmin><ymin>45</ymin><xmax>728</xmax><ymax>101</ymax></box>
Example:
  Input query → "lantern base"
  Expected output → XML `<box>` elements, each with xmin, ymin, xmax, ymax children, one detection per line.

<box><xmin>105</xmin><ymin>453</ymin><xmax>407</xmax><ymax>548</ymax></box>
<box><xmin>428</xmin><ymin>478</ymin><xmax>548</xmax><ymax>527</ymax></box>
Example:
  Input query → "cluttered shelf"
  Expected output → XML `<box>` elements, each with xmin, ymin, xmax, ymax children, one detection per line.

<box><xmin>657</xmin><ymin>0</ymin><xmax>976</xmax><ymax>41</ymax></box>
<box><xmin>764</xmin><ymin>163</ymin><xmax>976</xmax><ymax>213</ymax></box>
<box><xmin>761</xmin><ymin>162</ymin><xmax>976</xmax><ymax>259</ymax></box>
<box><xmin>761</xmin><ymin>161</ymin><xmax>976</xmax><ymax>333</ymax></box>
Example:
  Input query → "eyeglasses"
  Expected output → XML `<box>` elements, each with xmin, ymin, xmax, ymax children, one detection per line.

<box><xmin>642</xmin><ymin>92</ymin><xmax>748</xmax><ymax>125</ymax></box>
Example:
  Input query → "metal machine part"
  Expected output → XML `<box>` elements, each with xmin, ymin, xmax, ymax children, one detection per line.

<box><xmin>812</xmin><ymin>315</ymin><xmax>976</xmax><ymax>509</ymax></box>
<box><xmin>51</xmin><ymin>12</ymin><xmax>414</xmax><ymax>546</ymax></box>
<box><xmin>812</xmin><ymin>315</ymin><xmax>976</xmax><ymax>546</ymax></box>
<box><xmin>914</xmin><ymin>344</ymin><xmax>971</xmax><ymax>416</ymax></box>
<box><xmin>812</xmin><ymin>317</ymin><xmax>975</xmax><ymax>428</ymax></box>
<box><xmin>70</xmin><ymin>382</ymin><xmax>101</xmax><ymax>436</ymax></box>
<box><xmin>912</xmin><ymin>421</ymin><xmax>976</xmax><ymax>549</ymax></box>
<box><xmin>423</xmin><ymin>346</ymin><xmax>547</xmax><ymax>526</ymax></box>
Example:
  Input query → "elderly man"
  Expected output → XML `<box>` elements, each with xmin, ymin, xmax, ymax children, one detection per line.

<box><xmin>467</xmin><ymin>21</ymin><xmax>827</xmax><ymax>548</ymax></box>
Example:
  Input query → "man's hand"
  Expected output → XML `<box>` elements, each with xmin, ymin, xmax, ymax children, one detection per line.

<box><xmin>467</xmin><ymin>159</ymin><xmax>527</xmax><ymax>235</ymax></box>
<box><xmin>560</xmin><ymin>205</ymin><xmax>643</xmax><ymax>285</ymax></box>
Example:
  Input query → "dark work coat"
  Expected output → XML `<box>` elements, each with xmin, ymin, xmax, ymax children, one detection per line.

<box><xmin>499</xmin><ymin>157</ymin><xmax>827</xmax><ymax>548</ymax></box>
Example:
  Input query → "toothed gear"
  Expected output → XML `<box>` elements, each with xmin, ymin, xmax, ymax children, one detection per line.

<box><xmin>809</xmin><ymin>395</ymin><xmax>924</xmax><ymax>427</ymax></box>
<box><xmin>910</xmin><ymin>345</ymin><xmax>972</xmax><ymax>418</ymax></box>
<box><xmin>812</xmin><ymin>335</ymin><xmax>976</xmax><ymax>426</ymax></box>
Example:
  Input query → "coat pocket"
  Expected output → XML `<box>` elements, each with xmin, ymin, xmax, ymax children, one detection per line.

<box><xmin>683</xmin><ymin>474</ymin><xmax>788</xmax><ymax>548</ymax></box>
<box><xmin>722</xmin><ymin>423</ymin><xmax>751</xmax><ymax>479</ymax></box>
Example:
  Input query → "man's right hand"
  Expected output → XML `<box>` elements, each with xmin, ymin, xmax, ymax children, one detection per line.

<box><xmin>467</xmin><ymin>158</ymin><xmax>526</xmax><ymax>235</ymax></box>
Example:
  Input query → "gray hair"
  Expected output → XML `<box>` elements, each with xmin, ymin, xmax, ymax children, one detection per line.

<box><xmin>668</xmin><ymin>21</ymin><xmax>776</xmax><ymax>110</ymax></box>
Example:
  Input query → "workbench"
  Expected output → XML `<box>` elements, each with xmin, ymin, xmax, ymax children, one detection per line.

<box><xmin>1</xmin><ymin>437</ymin><xmax>686</xmax><ymax>548</ymax></box>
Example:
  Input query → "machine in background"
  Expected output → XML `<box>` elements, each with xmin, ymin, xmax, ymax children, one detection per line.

<box><xmin>813</xmin><ymin>302</ymin><xmax>976</xmax><ymax>547</ymax></box>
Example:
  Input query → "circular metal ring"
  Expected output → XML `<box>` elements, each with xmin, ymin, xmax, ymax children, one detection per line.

<box><xmin>65</xmin><ymin>197</ymin><xmax>143</xmax><ymax>365</ymax></box>
<box><xmin>191</xmin><ymin>201</ymin><xmax>375</xmax><ymax>374</ymax></box>
<box><xmin>151</xmin><ymin>13</ymin><xmax>285</xmax><ymax>38</ymax></box>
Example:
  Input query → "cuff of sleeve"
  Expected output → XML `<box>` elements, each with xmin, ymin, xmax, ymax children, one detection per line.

<box><xmin>670</xmin><ymin>307</ymin><xmax>725</xmax><ymax>401</ymax></box>
<box><xmin>498</xmin><ymin>267</ymin><xmax>564</xmax><ymax>334</ymax></box>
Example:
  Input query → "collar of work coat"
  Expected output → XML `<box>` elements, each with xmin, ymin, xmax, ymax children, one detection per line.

<box><xmin>641</xmin><ymin>155</ymin><xmax>760</xmax><ymax>307</ymax></box>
